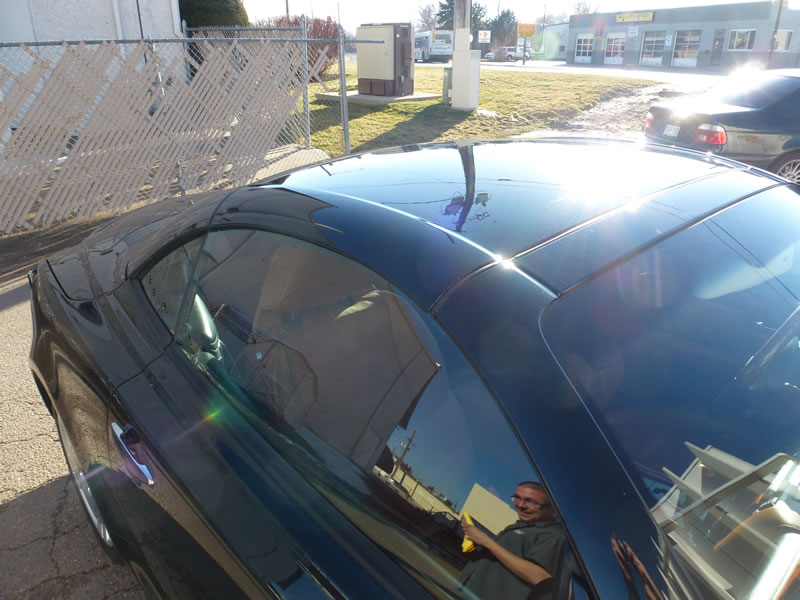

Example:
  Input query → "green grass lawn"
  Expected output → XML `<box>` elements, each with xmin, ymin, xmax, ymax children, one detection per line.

<box><xmin>305</xmin><ymin>65</ymin><xmax>651</xmax><ymax>156</ymax></box>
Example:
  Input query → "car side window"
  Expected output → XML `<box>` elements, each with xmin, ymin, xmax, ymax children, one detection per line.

<box><xmin>172</xmin><ymin>228</ymin><xmax>568</xmax><ymax>599</ymax></box>
<box><xmin>140</xmin><ymin>236</ymin><xmax>205</xmax><ymax>333</ymax></box>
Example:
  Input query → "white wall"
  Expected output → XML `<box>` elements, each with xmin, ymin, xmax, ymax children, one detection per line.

<box><xmin>0</xmin><ymin>0</ymin><xmax>181</xmax><ymax>42</ymax></box>
<box><xmin>31</xmin><ymin>0</ymin><xmax>118</xmax><ymax>40</ymax></box>
<box><xmin>0</xmin><ymin>1</ymin><xmax>37</xmax><ymax>42</ymax></box>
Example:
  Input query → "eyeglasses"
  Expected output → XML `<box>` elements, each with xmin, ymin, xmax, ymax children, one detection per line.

<box><xmin>510</xmin><ymin>495</ymin><xmax>551</xmax><ymax>509</ymax></box>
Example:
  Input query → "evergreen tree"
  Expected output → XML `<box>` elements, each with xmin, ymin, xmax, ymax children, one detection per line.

<box><xmin>436</xmin><ymin>0</ymin><xmax>487</xmax><ymax>31</ymax></box>
<box><xmin>488</xmin><ymin>9</ymin><xmax>517</xmax><ymax>48</ymax></box>
<box><xmin>436</xmin><ymin>0</ymin><xmax>487</xmax><ymax>48</ymax></box>
<box><xmin>179</xmin><ymin>0</ymin><xmax>249</xmax><ymax>27</ymax></box>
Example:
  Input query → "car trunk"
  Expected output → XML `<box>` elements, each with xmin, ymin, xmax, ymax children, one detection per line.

<box><xmin>646</xmin><ymin>99</ymin><xmax>755</xmax><ymax>148</ymax></box>
<box><xmin>647</xmin><ymin>105</ymin><xmax>712</xmax><ymax>145</ymax></box>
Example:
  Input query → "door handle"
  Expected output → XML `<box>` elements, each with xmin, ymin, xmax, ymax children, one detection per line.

<box><xmin>112</xmin><ymin>422</ymin><xmax>155</xmax><ymax>486</ymax></box>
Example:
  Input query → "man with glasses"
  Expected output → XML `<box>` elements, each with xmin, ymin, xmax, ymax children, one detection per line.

<box><xmin>459</xmin><ymin>482</ymin><xmax>565</xmax><ymax>600</ymax></box>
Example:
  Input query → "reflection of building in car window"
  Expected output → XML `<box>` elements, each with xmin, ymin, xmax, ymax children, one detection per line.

<box><xmin>460</xmin><ymin>483</ymin><xmax>518</xmax><ymax>535</ymax></box>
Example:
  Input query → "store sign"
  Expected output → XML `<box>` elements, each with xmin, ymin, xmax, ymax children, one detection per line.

<box><xmin>478</xmin><ymin>30</ymin><xmax>491</xmax><ymax>44</ymax></box>
<box><xmin>518</xmin><ymin>23</ymin><xmax>536</xmax><ymax>37</ymax></box>
<box><xmin>627</xmin><ymin>25</ymin><xmax>639</xmax><ymax>39</ymax></box>
<box><xmin>616</xmin><ymin>11</ymin><xmax>654</xmax><ymax>22</ymax></box>
<box><xmin>665</xmin><ymin>34</ymin><xmax>673</xmax><ymax>46</ymax></box>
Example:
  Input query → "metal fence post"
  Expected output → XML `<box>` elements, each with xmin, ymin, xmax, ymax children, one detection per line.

<box><xmin>338</xmin><ymin>25</ymin><xmax>351</xmax><ymax>155</ymax></box>
<box><xmin>301</xmin><ymin>15</ymin><xmax>311</xmax><ymax>149</ymax></box>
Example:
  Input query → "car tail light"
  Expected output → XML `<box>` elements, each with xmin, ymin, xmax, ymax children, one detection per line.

<box><xmin>694</xmin><ymin>124</ymin><xmax>727</xmax><ymax>145</ymax></box>
<box><xmin>644</xmin><ymin>111</ymin><xmax>654</xmax><ymax>132</ymax></box>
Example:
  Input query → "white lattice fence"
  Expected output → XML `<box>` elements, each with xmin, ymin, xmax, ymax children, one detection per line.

<box><xmin>0</xmin><ymin>34</ymin><xmax>346</xmax><ymax>234</ymax></box>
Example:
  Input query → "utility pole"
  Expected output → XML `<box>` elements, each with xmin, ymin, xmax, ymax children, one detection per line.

<box><xmin>392</xmin><ymin>430</ymin><xmax>416</xmax><ymax>479</ymax></box>
<box><xmin>768</xmin><ymin>0</ymin><xmax>785</xmax><ymax>69</ymax></box>
<box><xmin>451</xmin><ymin>0</ymin><xmax>480</xmax><ymax>109</ymax></box>
<box><xmin>541</xmin><ymin>2</ymin><xmax>547</xmax><ymax>53</ymax></box>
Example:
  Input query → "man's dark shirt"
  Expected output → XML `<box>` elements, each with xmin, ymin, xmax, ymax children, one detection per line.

<box><xmin>459</xmin><ymin>520</ymin><xmax>565</xmax><ymax>600</ymax></box>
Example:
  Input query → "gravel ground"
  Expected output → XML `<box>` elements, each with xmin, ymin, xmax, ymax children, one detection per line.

<box><xmin>518</xmin><ymin>82</ymin><xmax>708</xmax><ymax>140</ymax></box>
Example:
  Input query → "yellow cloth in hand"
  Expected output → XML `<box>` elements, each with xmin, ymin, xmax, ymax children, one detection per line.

<box><xmin>461</xmin><ymin>512</ymin><xmax>475</xmax><ymax>553</ymax></box>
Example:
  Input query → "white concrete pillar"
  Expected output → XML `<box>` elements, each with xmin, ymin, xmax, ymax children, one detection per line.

<box><xmin>451</xmin><ymin>0</ymin><xmax>480</xmax><ymax>110</ymax></box>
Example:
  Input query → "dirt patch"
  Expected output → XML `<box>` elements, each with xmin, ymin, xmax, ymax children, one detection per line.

<box><xmin>518</xmin><ymin>82</ymin><xmax>707</xmax><ymax>140</ymax></box>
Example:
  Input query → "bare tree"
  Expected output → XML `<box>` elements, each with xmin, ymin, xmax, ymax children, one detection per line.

<box><xmin>417</xmin><ymin>3</ymin><xmax>438</xmax><ymax>33</ymax></box>
<box><xmin>573</xmin><ymin>1</ymin><xmax>597</xmax><ymax>15</ymax></box>
<box><xmin>537</xmin><ymin>12</ymin><xmax>567</xmax><ymax>27</ymax></box>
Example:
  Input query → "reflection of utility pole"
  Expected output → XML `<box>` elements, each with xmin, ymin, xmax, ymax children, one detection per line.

<box><xmin>392</xmin><ymin>429</ymin><xmax>416</xmax><ymax>481</ymax></box>
<box><xmin>455</xmin><ymin>142</ymin><xmax>476</xmax><ymax>232</ymax></box>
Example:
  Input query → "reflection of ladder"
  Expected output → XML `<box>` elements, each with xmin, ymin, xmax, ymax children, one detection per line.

<box><xmin>654</xmin><ymin>443</ymin><xmax>797</xmax><ymax>598</ymax></box>
<box><xmin>658</xmin><ymin>443</ymin><xmax>790</xmax><ymax>533</ymax></box>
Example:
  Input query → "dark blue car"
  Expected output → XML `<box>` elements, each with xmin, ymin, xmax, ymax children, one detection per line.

<box><xmin>645</xmin><ymin>69</ymin><xmax>800</xmax><ymax>183</ymax></box>
<box><xmin>29</xmin><ymin>139</ymin><xmax>800</xmax><ymax>599</ymax></box>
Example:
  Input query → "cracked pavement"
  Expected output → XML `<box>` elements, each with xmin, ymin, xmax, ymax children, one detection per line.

<box><xmin>0</xmin><ymin>264</ymin><xmax>144</xmax><ymax>598</ymax></box>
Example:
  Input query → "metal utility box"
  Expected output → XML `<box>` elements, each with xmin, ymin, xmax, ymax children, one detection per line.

<box><xmin>356</xmin><ymin>23</ymin><xmax>414</xmax><ymax>96</ymax></box>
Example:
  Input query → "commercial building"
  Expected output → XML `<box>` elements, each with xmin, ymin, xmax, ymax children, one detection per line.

<box><xmin>0</xmin><ymin>0</ymin><xmax>181</xmax><ymax>42</ymax></box>
<box><xmin>541</xmin><ymin>22</ymin><xmax>570</xmax><ymax>60</ymax></box>
<box><xmin>567</xmin><ymin>1</ymin><xmax>800</xmax><ymax>70</ymax></box>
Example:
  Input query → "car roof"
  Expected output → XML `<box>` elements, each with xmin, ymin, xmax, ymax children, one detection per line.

<box><xmin>113</xmin><ymin>139</ymin><xmax>784</xmax><ymax>310</ymax></box>
<box><xmin>769</xmin><ymin>68</ymin><xmax>800</xmax><ymax>78</ymax></box>
<box><xmin>265</xmin><ymin>139</ymin><xmax>782</xmax><ymax>293</ymax></box>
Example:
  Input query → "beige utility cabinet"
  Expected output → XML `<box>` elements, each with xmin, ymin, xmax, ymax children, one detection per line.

<box><xmin>356</xmin><ymin>23</ymin><xmax>414</xmax><ymax>96</ymax></box>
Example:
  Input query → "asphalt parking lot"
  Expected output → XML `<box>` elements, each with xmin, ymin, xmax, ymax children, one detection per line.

<box><xmin>0</xmin><ymin>223</ymin><xmax>145</xmax><ymax>599</ymax></box>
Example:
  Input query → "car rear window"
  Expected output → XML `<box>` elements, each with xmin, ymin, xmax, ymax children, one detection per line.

<box><xmin>718</xmin><ymin>74</ymin><xmax>800</xmax><ymax>108</ymax></box>
<box><xmin>542</xmin><ymin>185</ymin><xmax>800</xmax><ymax>599</ymax></box>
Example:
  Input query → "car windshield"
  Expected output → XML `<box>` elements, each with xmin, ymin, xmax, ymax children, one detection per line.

<box><xmin>542</xmin><ymin>184</ymin><xmax>800</xmax><ymax>599</ymax></box>
<box><xmin>717</xmin><ymin>74</ymin><xmax>800</xmax><ymax>108</ymax></box>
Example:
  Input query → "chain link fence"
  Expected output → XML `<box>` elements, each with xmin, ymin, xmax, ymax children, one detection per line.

<box><xmin>0</xmin><ymin>26</ymin><xmax>358</xmax><ymax>234</ymax></box>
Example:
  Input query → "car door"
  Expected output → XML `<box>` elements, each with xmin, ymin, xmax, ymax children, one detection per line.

<box><xmin>106</xmin><ymin>228</ymin><xmax>435</xmax><ymax>599</ymax></box>
<box><xmin>766</xmin><ymin>86</ymin><xmax>800</xmax><ymax>161</ymax></box>
<box><xmin>717</xmin><ymin>79</ymin><xmax>800</xmax><ymax>163</ymax></box>
<box><xmin>103</xmin><ymin>234</ymin><xmax>272</xmax><ymax>598</ymax></box>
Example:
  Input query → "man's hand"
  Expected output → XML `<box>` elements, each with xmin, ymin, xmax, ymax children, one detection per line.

<box><xmin>460</xmin><ymin>518</ymin><xmax>551</xmax><ymax>585</ymax></box>
<box><xmin>461</xmin><ymin>518</ymin><xmax>493</xmax><ymax>548</ymax></box>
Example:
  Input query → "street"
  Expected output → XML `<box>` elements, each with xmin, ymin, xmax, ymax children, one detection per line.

<box><xmin>414</xmin><ymin>57</ymin><xmax>729</xmax><ymax>91</ymax></box>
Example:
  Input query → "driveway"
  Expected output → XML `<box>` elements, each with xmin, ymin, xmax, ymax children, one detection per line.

<box><xmin>0</xmin><ymin>224</ymin><xmax>145</xmax><ymax>599</ymax></box>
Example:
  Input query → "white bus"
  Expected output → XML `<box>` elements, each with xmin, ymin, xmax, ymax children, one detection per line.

<box><xmin>414</xmin><ymin>30</ymin><xmax>453</xmax><ymax>62</ymax></box>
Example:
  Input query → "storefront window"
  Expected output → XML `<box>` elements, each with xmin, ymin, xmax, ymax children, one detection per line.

<box><xmin>729</xmin><ymin>29</ymin><xmax>756</xmax><ymax>50</ymax></box>
<box><xmin>641</xmin><ymin>31</ymin><xmax>666</xmax><ymax>65</ymax></box>
<box><xmin>773</xmin><ymin>29</ymin><xmax>793</xmax><ymax>52</ymax></box>
<box><xmin>673</xmin><ymin>30</ymin><xmax>701</xmax><ymax>58</ymax></box>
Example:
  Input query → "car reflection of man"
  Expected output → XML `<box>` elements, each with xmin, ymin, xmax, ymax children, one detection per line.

<box><xmin>458</xmin><ymin>482</ymin><xmax>565</xmax><ymax>600</ymax></box>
